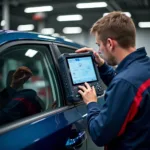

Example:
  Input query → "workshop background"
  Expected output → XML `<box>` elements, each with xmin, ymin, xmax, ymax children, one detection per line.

<box><xmin>0</xmin><ymin>0</ymin><xmax>150</xmax><ymax>52</ymax></box>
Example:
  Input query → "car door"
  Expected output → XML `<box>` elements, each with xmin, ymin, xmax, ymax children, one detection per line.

<box><xmin>55</xmin><ymin>44</ymin><xmax>105</xmax><ymax>150</ymax></box>
<box><xmin>0</xmin><ymin>40</ymin><xmax>87</xmax><ymax>150</ymax></box>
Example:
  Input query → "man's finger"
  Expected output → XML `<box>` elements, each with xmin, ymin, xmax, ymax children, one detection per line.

<box><xmin>94</xmin><ymin>52</ymin><xmax>99</xmax><ymax>57</ymax></box>
<box><xmin>84</xmin><ymin>82</ymin><xmax>91</xmax><ymax>90</ymax></box>
<box><xmin>75</xmin><ymin>47</ymin><xmax>94</xmax><ymax>53</ymax></box>
<box><xmin>92</xmin><ymin>86</ymin><xmax>96</xmax><ymax>95</ymax></box>
<box><xmin>94</xmin><ymin>52</ymin><xmax>102</xmax><ymax>60</ymax></box>
<box><xmin>76</xmin><ymin>47</ymin><xmax>93</xmax><ymax>51</ymax></box>
<box><xmin>78</xmin><ymin>90</ymin><xmax>84</xmax><ymax>96</ymax></box>
<box><xmin>78</xmin><ymin>85</ymin><xmax>87</xmax><ymax>92</ymax></box>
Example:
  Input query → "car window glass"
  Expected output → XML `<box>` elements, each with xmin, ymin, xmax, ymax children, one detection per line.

<box><xmin>58</xmin><ymin>46</ymin><xmax>75</xmax><ymax>54</ymax></box>
<box><xmin>0</xmin><ymin>44</ymin><xmax>62</xmax><ymax>126</ymax></box>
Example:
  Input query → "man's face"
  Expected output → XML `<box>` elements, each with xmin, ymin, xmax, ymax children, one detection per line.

<box><xmin>96</xmin><ymin>34</ymin><xmax>117</xmax><ymax>66</ymax></box>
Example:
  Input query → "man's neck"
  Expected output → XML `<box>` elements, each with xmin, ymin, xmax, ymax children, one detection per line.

<box><xmin>115</xmin><ymin>47</ymin><xmax>136</xmax><ymax>64</ymax></box>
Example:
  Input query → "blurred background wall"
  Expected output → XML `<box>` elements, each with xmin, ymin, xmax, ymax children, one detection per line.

<box><xmin>64</xmin><ymin>29</ymin><xmax>150</xmax><ymax>54</ymax></box>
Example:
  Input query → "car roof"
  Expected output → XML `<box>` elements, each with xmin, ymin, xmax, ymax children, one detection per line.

<box><xmin>0</xmin><ymin>30</ymin><xmax>84</xmax><ymax>49</ymax></box>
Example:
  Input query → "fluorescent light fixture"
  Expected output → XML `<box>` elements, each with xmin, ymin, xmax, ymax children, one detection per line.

<box><xmin>138</xmin><ymin>22</ymin><xmax>150</xmax><ymax>28</ymax></box>
<box><xmin>41</xmin><ymin>28</ymin><xmax>55</xmax><ymax>35</ymax></box>
<box><xmin>1</xmin><ymin>20</ymin><xmax>5</xmax><ymax>26</ymax></box>
<box><xmin>17</xmin><ymin>24</ymin><xmax>34</xmax><ymax>31</ymax></box>
<box><xmin>76</xmin><ymin>2</ymin><xmax>107</xmax><ymax>9</ymax></box>
<box><xmin>25</xmin><ymin>49</ymin><xmax>38</xmax><ymax>58</ymax></box>
<box><xmin>103</xmin><ymin>12</ymin><xmax>131</xmax><ymax>17</ymax></box>
<box><xmin>63</xmin><ymin>27</ymin><xmax>82</xmax><ymax>34</ymax></box>
<box><xmin>24</xmin><ymin>6</ymin><xmax>53</xmax><ymax>13</ymax></box>
<box><xmin>57</xmin><ymin>14</ymin><xmax>83</xmax><ymax>21</ymax></box>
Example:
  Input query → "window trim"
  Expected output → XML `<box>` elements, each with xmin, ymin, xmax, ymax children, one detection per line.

<box><xmin>55</xmin><ymin>43</ymin><xmax>79</xmax><ymax>51</ymax></box>
<box><xmin>0</xmin><ymin>105</ymin><xmax>74</xmax><ymax>135</ymax></box>
<box><xmin>52</xmin><ymin>43</ymin><xmax>86</xmax><ymax>106</ymax></box>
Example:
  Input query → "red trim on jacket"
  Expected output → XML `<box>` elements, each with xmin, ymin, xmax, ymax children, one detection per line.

<box><xmin>118</xmin><ymin>79</ymin><xmax>150</xmax><ymax>136</ymax></box>
<box><xmin>13</xmin><ymin>98</ymin><xmax>37</xmax><ymax>115</ymax></box>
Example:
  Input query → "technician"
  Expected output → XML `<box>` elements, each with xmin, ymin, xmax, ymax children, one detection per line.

<box><xmin>76</xmin><ymin>11</ymin><xmax>150</xmax><ymax>150</ymax></box>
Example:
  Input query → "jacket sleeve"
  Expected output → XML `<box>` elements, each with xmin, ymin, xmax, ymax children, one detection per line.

<box><xmin>87</xmin><ymin>79</ymin><xmax>137</xmax><ymax>146</ymax></box>
<box><xmin>98</xmin><ymin>63</ymin><xmax>116</xmax><ymax>86</ymax></box>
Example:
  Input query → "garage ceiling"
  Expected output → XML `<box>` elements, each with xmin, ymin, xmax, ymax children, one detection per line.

<box><xmin>0</xmin><ymin>0</ymin><xmax>150</xmax><ymax>34</ymax></box>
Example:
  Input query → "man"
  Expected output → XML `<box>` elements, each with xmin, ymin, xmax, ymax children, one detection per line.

<box><xmin>0</xmin><ymin>66</ymin><xmax>42</xmax><ymax>126</ymax></box>
<box><xmin>76</xmin><ymin>11</ymin><xmax>150</xmax><ymax>149</ymax></box>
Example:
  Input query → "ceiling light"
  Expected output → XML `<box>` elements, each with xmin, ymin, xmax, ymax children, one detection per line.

<box><xmin>138</xmin><ymin>22</ymin><xmax>150</xmax><ymax>28</ymax></box>
<box><xmin>17</xmin><ymin>24</ymin><xmax>34</xmax><ymax>31</ymax></box>
<box><xmin>41</xmin><ymin>28</ymin><xmax>55</xmax><ymax>35</ymax></box>
<box><xmin>1</xmin><ymin>20</ymin><xmax>5</xmax><ymax>26</ymax></box>
<box><xmin>103</xmin><ymin>12</ymin><xmax>131</xmax><ymax>17</ymax></box>
<box><xmin>76</xmin><ymin>2</ymin><xmax>107</xmax><ymax>9</ymax></box>
<box><xmin>25</xmin><ymin>49</ymin><xmax>38</xmax><ymax>58</ymax></box>
<box><xmin>57</xmin><ymin>14</ymin><xmax>83</xmax><ymax>21</ymax></box>
<box><xmin>24</xmin><ymin>6</ymin><xmax>53</xmax><ymax>13</ymax></box>
<box><xmin>63</xmin><ymin>27</ymin><xmax>82</xmax><ymax>34</ymax></box>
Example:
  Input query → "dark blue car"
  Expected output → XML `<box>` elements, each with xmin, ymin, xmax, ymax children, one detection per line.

<box><xmin>0</xmin><ymin>30</ymin><xmax>104</xmax><ymax>150</ymax></box>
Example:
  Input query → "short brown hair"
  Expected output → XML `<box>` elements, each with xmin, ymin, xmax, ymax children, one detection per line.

<box><xmin>90</xmin><ymin>11</ymin><xmax>136</xmax><ymax>48</ymax></box>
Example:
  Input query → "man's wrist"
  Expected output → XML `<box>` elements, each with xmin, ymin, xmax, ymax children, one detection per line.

<box><xmin>86</xmin><ymin>101</ymin><xmax>97</xmax><ymax>105</ymax></box>
<box><xmin>86</xmin><ymin>101</ymin><xmax>98</xmax><ymax>108</ymax></box>
<box><xmin>98</xmin><ymin>60</ymin><xmax>105</xmax><ymax>67</ymax></box>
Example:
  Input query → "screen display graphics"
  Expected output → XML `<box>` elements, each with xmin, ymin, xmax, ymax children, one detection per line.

<box><xmin>67</xmin><ymin>56</ymin><xmax>97</xmax><ymax>85</ymax></box>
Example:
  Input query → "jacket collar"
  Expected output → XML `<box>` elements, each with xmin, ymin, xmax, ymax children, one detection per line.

<box><xmin>116</xmin><ymin>47</ymin><xmax>147</xmax><ymax>73</ymax></box>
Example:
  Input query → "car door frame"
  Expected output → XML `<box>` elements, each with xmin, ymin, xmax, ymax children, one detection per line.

<box><xmin>51</xmin><ymin>42</ymin><xmax>86</xmax><ymax>106</ymax></box>
<box><xmin>0</xmin><ymin>40</ymin><xmax>75</xmax><ymax>133</ymax></box>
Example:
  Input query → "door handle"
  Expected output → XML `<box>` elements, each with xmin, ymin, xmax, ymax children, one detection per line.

<box><xmin>65</xmin><ymin>131</ymin><xmax>87</xmax><ymax>149</ymax></box>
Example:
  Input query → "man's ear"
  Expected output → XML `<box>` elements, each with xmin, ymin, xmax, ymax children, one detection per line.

<box><xmin>107</xmin><ymin>38</ymin><xmax>115</xmax><ymax>52</ymax></box>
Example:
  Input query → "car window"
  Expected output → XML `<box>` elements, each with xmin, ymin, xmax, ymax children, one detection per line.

<box><xmin>58</xmin><ymin>46</ymin><xmax>76</xmax><ymax>54</ymax></box>
<box><xmin>0</xmin><ymin>44</ymin><xmax>62</xmax><ymax>126</ymax></box>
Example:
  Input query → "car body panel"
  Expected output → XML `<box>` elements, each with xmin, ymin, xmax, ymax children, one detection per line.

<box><xmin>0</xmin><ymin>106</ymin><xmax>87</xmax><ymax>150</ymax></box>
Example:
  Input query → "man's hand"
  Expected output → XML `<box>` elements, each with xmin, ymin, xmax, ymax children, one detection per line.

<box><xmin>75</xmin><ymin>47</ymin><xmax>105</xmax><ymax>67</ymax></box>
<box><xmin>78</xmin><ymin>82</ymin><xmax>97</xmax><ymax>105</ymax></box>
<box><xmin>10</xmin><ymin>66</ymin><xmax>33</xmax><ymax>89</ymax></box>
